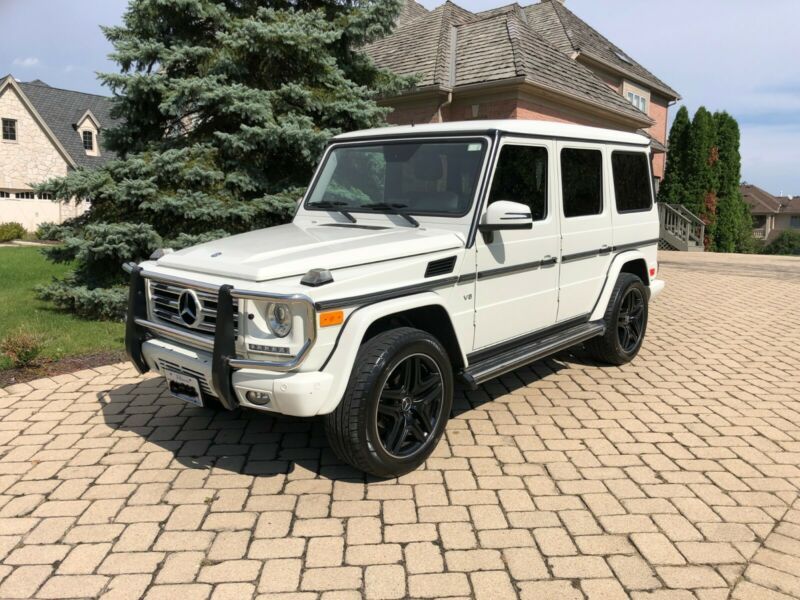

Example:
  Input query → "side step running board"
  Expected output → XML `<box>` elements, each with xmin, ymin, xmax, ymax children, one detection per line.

<box><xmin>460</xmin><ymin>321</ymin><xmax>606</xmax><ymax>389</ymax></box>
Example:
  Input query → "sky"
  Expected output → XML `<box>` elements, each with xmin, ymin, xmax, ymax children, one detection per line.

<box><xmin>1</xmin><ymin>0</ymin><xmax>799</xmax><ymax>195</ymax></box>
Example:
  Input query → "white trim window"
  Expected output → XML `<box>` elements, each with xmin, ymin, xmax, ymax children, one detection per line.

<box><xmin>627</xmin><ymin>91</ymin><xmax>647</xmax><ymax>113</ymax></box>
<box><xmin>82</xmin><ymin>130</ymin><xmax>94</xmax><ymax>151</ymax></box>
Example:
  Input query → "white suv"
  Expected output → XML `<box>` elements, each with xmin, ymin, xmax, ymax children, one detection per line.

<box><xmin>125</xmin><ymin>119</ymin><xmax>664</xmax><ymax>477</ymax></box>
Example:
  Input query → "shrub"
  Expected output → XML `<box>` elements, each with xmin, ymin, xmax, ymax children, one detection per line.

<box><xmin>35</xmin><ymin>221</ymin><xmax>63</xmax><ymax>241</ymax></box>
<box><xmin>0</xmin><ymin>328</ymin><xmax>44</xmax><ymax>368</ymax></box>
<box><xmin>763</xmin><ymin>231</ymin><xmax>800</xmax><ymax>256</ymax></box>
<box><xmin>0</xmin><ymin>222</ymin><xmax>27</xmax><ymax>242</ymax></box>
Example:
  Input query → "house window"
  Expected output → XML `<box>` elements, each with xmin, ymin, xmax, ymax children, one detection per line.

<box><xmin>2</xmin><ymin>119</ymin><xmax>17</xmax><ymax>141</ymax></box>
<box><xmin>791</xmin><ymin>215</ymin><xmax>800</xmax><ymax>229</ymax></box>
<box><xmin>0</xmin><ymin>191</ymin><xmax>9</xmax><ymax>198</ymax></box>
<box><xmin>82</xmin><ymin>130</ymin><xmax>94</xmax><ymax>151</ymax></box>
<box><xmin>39</xmin><ymin>192</ymin><xmax>53</xmax><ymax>200</ymax></box>
<box><xmin>612</xmin><ymin>151</ymin><xmax>652</xmax><ymax>213</ymax></box>
<box><xmin>627</xmin><ymin>92</ymin><xmax>647</xmax><ymax>113</ymax></box>
<box><xmin>488</xmin><ymin>145</ymin><xmax>548</xmax><ymax>221</ymax></box>
<box><xmin>15</xmin><ymin>192</ymin><xmax>35</xmax><ymax>199</ymax></box>
<box><xmin>561</xmin><ymin>148</ymin><xmax>603</xmax><ymax>218</ymax></box>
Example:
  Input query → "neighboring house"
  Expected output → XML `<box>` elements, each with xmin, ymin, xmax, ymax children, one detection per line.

<box><xmin>366</xmin><ymin>0</ymin><xmax>680</xmax><ymax>179</ymax></box>
<box><xmin>741</xmin><ymin>183</ymin><xmax>800</xmax><ymax>243</ymax></box>
<box><xmin>0</xmin><ymin>75</ymin><xmax>115</xmax><ymax>231</ymax></box>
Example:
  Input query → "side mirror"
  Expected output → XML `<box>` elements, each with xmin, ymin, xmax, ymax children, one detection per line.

<box><xmin>479</xmin><ymin>200</ymin><xmax>533</xmax><ymax>232</ymax></box>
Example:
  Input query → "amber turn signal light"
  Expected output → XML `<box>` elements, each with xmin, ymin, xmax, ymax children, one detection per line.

<box><xmin>319</xmin><ymin>310</ymin><xmax>344</xmax><ymax>327</ymax></box>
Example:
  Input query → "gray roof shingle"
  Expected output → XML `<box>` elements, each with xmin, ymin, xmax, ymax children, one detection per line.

<box><xmin>525</xmin><ymin>1</ymin><xmax>679</xmax><ymax>99</ymax></box>
<box><xmin>366</xmin><ymin>1</ymin><xmax>655</xmax><ymax>125</ymax></box>
<box><xmin>17</xmin><ymin>80</ymin><xmax>117</xmax><ymax>169</ymax></box>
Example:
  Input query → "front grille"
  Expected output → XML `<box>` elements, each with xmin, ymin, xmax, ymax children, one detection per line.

<box><xmin>157</xmin><ymin>359</ymin><xmax>216</xmax><ymax>397</ymax></box>
<box><xmin>150</xmin><ymin>281</ymin><xmax>239</xmax><ymax>336</ymax></box>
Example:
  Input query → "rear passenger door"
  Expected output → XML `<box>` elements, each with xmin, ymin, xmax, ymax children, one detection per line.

<box><xmin>556</xmin><ymin>143</ymin><xmax>613</xmax><ymax>321</ymax></box>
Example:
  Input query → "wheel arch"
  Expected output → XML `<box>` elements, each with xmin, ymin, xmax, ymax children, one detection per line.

<box><xmin>589</xmin><ymin>251</ymin><xmax>650</xmax><ymax>322</ymax></box>
<box><xmin>317</xmin><ymin>292</ymin><xmax>467</xmax><ymax>415</ymax></box>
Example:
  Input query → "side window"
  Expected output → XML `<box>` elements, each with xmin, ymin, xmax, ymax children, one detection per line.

<box><xmin>487</xmin><ymin>145</ymin><xmax>548</xmax><ymax>221</ymax></box>
<box><xmin>561</xmin><ymin>148</ymin><xmax>603</xmax><ymax>218</ymax></box>
<box><xmin>612</xmin><ymin>151</ymin><xmax>652</xmax><ymax>213</ymax></box>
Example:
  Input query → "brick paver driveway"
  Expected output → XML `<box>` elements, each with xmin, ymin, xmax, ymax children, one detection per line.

<box><xmin>1</xmin><ymin>251</ymin><xmax>800</xmax><ymax>600</ymax></box>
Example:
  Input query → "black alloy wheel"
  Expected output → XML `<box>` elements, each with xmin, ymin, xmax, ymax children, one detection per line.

<box><xmin>376</xmin><ymin>353</ymin><xmax>444</xmax><ymax>458</ymax></box>
<box><xmin>617</xmin><ymin>287</ymin><xmax>645</xmax><ymax>353</ymax></box>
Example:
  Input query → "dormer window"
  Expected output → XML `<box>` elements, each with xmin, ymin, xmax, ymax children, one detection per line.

<box><xmin>82</xmin><ymin>130</ymin><xmax>94</xmax><ymax>151</ymax></box>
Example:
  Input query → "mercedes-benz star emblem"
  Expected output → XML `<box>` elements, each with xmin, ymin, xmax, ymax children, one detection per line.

<box><xmin>178</xmin><ymin>289</ymin><xmax>202</xmax><ymax>328</ymax></box>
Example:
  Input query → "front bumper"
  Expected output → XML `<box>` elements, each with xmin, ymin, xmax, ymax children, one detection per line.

<box><xmin>141</xmin><ymin>338</ymin><xmax>334</xmax><ymax>416</ymax></box>
<box><xmin>124</xmin><ymin>263</ymin><xmax>318</xmax><ymax>412</ymax></box>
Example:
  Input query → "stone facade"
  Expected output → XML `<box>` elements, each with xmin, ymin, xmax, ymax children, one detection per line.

<box><xmin>0</xmin><ymin>79</ymin><xmax>97</xmax><ymax>231</ymax></box>
<box><xmin>0</xmin><ymin>84</ymin><xmax>69</xmax><ymax>191</ymax></box>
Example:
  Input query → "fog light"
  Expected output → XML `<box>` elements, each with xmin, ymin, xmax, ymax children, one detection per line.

<box><xmin>245</xmin><ymin>391</ymin><xmax>272</xmax><ymax>406</ymax></box>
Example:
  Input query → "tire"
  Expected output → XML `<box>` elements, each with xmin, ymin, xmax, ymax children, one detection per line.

<box><xmin>584</xmin><ymin>273</ymin><xmax>649</xmax><ymax>366</ymax></box>
<box><xmin>324</xmin><ymin>327</ymin><xmax>453</xmax><ymax>478</ymax></box>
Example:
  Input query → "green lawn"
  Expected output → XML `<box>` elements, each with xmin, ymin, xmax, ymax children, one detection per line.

<box><xmin>0</xmin><ymin>246</ymin><xmax>124</xmax><ymax>370</ymax></box>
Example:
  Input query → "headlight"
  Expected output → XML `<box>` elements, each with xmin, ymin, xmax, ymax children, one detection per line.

<box><xmin>266</xmin><ymin>303</ymin><xmax>292</xmax><ymax>338</ymax></box>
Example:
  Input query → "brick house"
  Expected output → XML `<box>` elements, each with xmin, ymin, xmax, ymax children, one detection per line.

<box><xmin>741</xmin><ymin>183</ymin><xmax>800</xmax><ymax>243</ymax></box>
<box><xmin>0</xmin><ymin>75</ymin><xmax>115</xmax><ymax>231</ymax></box>
<box><xmin>365</xmin><ymin>0</ymin><xmax>680</xmax><ymax>179</ymax></box>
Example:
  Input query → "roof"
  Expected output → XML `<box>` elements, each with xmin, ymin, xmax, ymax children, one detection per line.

<box><xmin>333</xmin><ymin>118</ymin><xmax>651</xmax><ymax>145</ymax></box>
<box><xmin>365</xmin><ymin>1</ymin><xmax>658</xmax><ymax>128</ymax></box>
<box><xmin>742</xmin><ymin>184</ymin><xmax>800</xmax><ymax>215</ymax></box>
<box><xmin>524</xmin><ymin>0</ymin><xmax>679</xmax><ymax>99</ymax></box>
<box><xmin>777</xmin><ymin>196</ymin><xmax>800</xmax><ymax>214</ymax></box>
<box><xmin>12</xmin><ymin>78</ymin><xmax>116</xmax><ymax>168</ymax></box>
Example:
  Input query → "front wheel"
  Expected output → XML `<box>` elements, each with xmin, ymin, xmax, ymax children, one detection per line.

<box><xmin>584</xmin><ymin>273</ymin><xmax>649</xmax><ymax>365</ymax></box>
<box><xmin>324</xmin><ymin>327</ymin><xmax>453</xmax><ymax>478</ymax></box>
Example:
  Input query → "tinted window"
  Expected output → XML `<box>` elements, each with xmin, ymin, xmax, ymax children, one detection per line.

<box><xmin>306</xmin><ymin>141</ymin><xmax>486</xmax><ymax>216</ymax></box>
<box><xmin>487</xmin><ymin>145</ymin><xmax>548</xmax><ymax>221</ymax></box>
<box><xmin>561</xmin><ymin>148</ymin><xmax>603</xmax><ymax>217</ymax></box>
<box><xmin>612</xmin><ymin>151</ymin><xmax>652</xmax><ymax>213</ymax></box>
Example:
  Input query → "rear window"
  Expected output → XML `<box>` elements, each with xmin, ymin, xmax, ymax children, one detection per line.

<box><xmin>612</xmin><ymin>151</ymin><xmax>652</xmax><ymax>213</ymax></box>
<box><xmin>561</xmin><ymin>148</ymin><xmax>603</xmax><ymax>218</ymax></box>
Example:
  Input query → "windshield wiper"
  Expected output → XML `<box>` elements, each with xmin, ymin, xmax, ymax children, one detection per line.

<box><xmin>311</xmin><ymin>201</ymin><xmax>357</xmax><ymax>223</ymax></box>
<box><xmin>363</xmin><ymin>203</ymin><xmax>419</xmax><ymax>227</ymax></box>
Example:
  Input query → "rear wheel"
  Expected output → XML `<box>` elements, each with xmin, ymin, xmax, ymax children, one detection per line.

<box><xmin>324</xmin><ymin>327</ymin><xmax>453</xmax><ymax>478</ymax></box>
<box><xmin>584</xmin><ymin>273</ymin><xmax>648</xmax><ymax>365</ymax></box>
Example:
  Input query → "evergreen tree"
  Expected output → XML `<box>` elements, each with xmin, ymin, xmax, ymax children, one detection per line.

<box><xmin>38</xmin><ymin>0</ymin><xmax>408</xmax><ymax>319</ymax></box>
<box><xmin>657</xmin><ymin>105</ymin><xmax>690</xmax><ymax>206</ymax></box>
<box><xmin>713</xmin><ymin>111</ymin><xmax>752</xmax><ymax>253</ymax></box>
<box><xmin>684</xmin><ymin>107</ymin><xmax>718</xmax><ymax>248</ymax></box>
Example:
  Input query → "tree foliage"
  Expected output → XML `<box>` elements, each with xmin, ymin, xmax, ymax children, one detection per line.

<box><xmin>658</xmin><ymin>106</ymin><xmax>752</xmax><ymax>252</ymax></box>
<box><xmin>763</xmin><ymin>231</ymin><xmax>800</xmax><ymax>256</ymax></box>
<box><xmin>37</xmin><ymin>0</ymin><xmax>408</xmax><ymax>319</ymax></box>
<box><xmin>657</xmin><ymin>106</ymin><xmax>690</xmax><ymax>206</ymax></box>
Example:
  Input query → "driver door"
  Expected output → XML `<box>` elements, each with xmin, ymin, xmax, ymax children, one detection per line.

<box><xmin>472</xmin><ymin>139</ymin><xmax>560</xmax><ymax>350</ymax></box>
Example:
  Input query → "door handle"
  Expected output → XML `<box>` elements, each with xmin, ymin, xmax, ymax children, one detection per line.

<box><xmin>541</xmin><ymin>255</ymin><xmax>557</xmax><ymax>266</ymax></box>
<box><xmin>599</xmin><ymin>245</ymin><xmax>611</xmax><ymax>255</ymax></box>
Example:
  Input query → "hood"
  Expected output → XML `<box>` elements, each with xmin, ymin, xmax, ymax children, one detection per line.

<box><xmin>156</xmin><ymin>223</ymin><xmax>464</xmax><ymax>282</ymax></box>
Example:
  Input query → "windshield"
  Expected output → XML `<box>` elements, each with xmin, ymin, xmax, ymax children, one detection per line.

<box><xmin>305</xmin><ymin>140</ymin><xmax>487</xmax><ymax>217</ymax></box>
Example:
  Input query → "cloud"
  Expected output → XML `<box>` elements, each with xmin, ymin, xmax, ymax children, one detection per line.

<box><xmin>12</xmin><ymin>57</ymin><xmax>40</xmax><ymax>67</ymax></box>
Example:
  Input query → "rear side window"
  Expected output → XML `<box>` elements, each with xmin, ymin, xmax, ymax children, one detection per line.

<box><xmin>488</xmin><ymin>145</ymin><xmax>548</xmax><ymax>221</ymax></box>
<box><xmin>561</xmin><ymin>148</ymin><xmax>603</xmax><ymax>217</ymax></box>
<box><xmin>612</xmin><ymin>151</ymin><xmax>652</xmax><ymax>213</ymax></box>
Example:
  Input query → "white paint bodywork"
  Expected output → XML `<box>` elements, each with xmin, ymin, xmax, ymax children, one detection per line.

<box><xmin>137</xmin><ymin>119</ymin><xmax>664</xmax><ymax>417</ymax></box>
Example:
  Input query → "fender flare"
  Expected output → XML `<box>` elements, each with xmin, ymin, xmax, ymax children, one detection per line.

<box><xmin>589</xmin><ymin>250</ymin><xmax>648</xmax><ymax>322</ymax></box>
<box><xmin>316</xmin><ymin>291</ymin><xmax>463</xmax><ymax>415</ymax></box>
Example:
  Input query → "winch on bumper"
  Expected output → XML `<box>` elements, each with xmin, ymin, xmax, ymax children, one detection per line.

<box><xmin>124</xmin><ymin>263</ymin><xmax>333</xmax><ymax>417</ymax></box>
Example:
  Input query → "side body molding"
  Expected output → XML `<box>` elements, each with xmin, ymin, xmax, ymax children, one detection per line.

<box><xmin>316</xmin><ymin>292</ymin><xmax>465</xmax><ymax>415</ymax></box>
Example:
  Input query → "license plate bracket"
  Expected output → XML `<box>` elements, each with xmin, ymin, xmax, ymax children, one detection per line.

<box><xmin>164</xmin><ymin>369</ymin><xmax>204</xmax><ymax>407</ymax></box>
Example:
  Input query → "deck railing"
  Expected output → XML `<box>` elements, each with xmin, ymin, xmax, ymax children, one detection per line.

<box><xmin>658</xmin><ymin>203</ymin><xmax>705</xmax><ymax>251</ymax></box>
